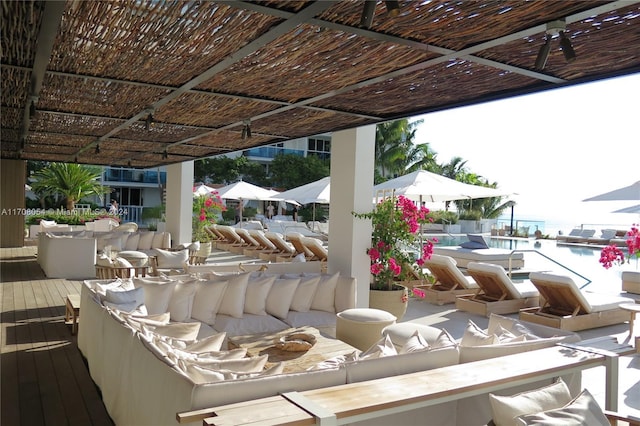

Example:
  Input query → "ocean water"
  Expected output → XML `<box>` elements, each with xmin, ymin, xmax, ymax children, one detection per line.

<box><xmin>433</xmin><ymin>236</ymin><xmax>637</xmax><ymax>295</ymax></box>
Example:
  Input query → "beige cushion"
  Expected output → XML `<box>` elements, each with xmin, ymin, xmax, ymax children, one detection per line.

<box><xmin>244</xmin><ymin>275</ymin><xmax>277</xmax><ymax>316</ymax></box>
<box><xmin>215</xmin><ymin>273</ymin><xmax>251</xmax><ymax>318</ymax></box>
<box><xmin>181</xmin><ymin>332</ymin><xmax>227</xmax><ymax>354</ymax></box>
<box><xmin>290</xmin><ymin>275</ymin><xmax>321</xmax><ymax>312</ymax></box>
<box><xmin>399</xmin><ymin>330</ymin><xmax>430</xmax><ymax>354</ymax></box>
<box><xmin>138</xmin><ymin>232</ymin><xmax>155</xmax><ymax>250</ymax></box>
<box><xmin>133</xmin><ymin>280</ymin><xmax>176</xmax><ymax>315</ymax></box>
<box><xmin>118</xmin><ymin>250</ymin><xmax>148</xmax><ymax>267</ymax></box>
<box><xmin>460</xmin><ymin>319</ymin><xmax>497</xmax><ymax>347</ymax></box>
<box><xmin>104</xmin><ymin>287</ymin><xmax>144</xmax><ymax>307</ymax></box>
<box><xmin>266</xmin><ymin>278</ymin><xmax>300</xmax><ymax>319</ymax></box>
<box><xmin>191</xmin><ymin>280</ymin><xmax>229</xmax><ymax>325</ymax></box>
<box><xmin>490</xmin><ymin>378</ymin><xmax>572</xmax><ymax>426</ymax></box>
<box><xmin>168</xmin><ymin>281</ymin><xmax>198</xmax><ymax>322</ymax></box>
<box><xmin>515</xmin><ymin>389</ymin><xmax>609</xmax><ymax>426</ymax></box>
<box><xmin>309</xmin><ymin>272</ymin><xmax>339</xmax><ymax>312</ymax></box>
<box><xmin>151</xmin><ymin>232</ymin><xmax>168</xmax><ymax>249</ymax></box>
<box><xmin>124</xmin><ymin>233</ymin><xmax>141</xmax><ymax>250</ymax></box>
<box><xmin>154</xmin><ymin>248</ymin><xmax>188</xmax><ymax>269</ymax></box>
<box><xmin>359</xmin><ymin>334</ymin><xmax>397</xmax><ymax>359</ymax></box>
<box><xmin>144</xmin><ymin>322</ymin><xmax>201</xmax><ymax>341</ymax></box>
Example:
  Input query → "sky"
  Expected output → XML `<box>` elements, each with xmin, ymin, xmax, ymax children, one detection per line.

<box><xmin>411</xmin><ymin>72</ymin><xmax>639</xmax><ymax>232</ymax></box>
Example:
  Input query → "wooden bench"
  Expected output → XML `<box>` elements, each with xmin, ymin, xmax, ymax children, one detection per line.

<box><xmin>177</xmin><ymin>343</ymin><xmax>629</xmax><ymax>425</ymax></box>
<box><xmin>65</xmin><ymin>294</ymin><xmax>80</xmax><ymax>335</ymax></box>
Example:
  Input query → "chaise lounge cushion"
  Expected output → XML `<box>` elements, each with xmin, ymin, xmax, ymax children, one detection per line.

<box><xmin>514</xmin><ymin>389</ymin><xmax>609</xmax><ymax>426</ymax></box>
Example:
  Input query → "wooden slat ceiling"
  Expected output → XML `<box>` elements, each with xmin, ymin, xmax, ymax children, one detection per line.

<box><xmin>2</xmin><ymin>1</ymin><xmax>639</xmax><ymax>168</ymax></box>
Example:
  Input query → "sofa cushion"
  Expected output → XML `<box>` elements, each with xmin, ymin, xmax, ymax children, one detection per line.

<box><xmin>151</xmin><ymin>232</ymin><xmax>168</xmax><ymax>249</ymax></box>
<box><xmin>154</xmin><ymin>248</ymin><xmax>189</xmax><ymax>269</ymax></box>
<box><xmin>214</xmin><ymin>273</ymin><xmax>251</xmax><ymax>319</ymax></box>
<box><xmin>132</xmin><ymin>279</ymin><xmax>176</xmax><ymax>315</ymax></box>
<box><xmin>290</xmin><ymin>275</ymin><xmax>321</xmax><ymax>312</ymax></box>
<box><xmin>105</xmin><ymin>286</ymin><xmax>144</xmax><ymax>307</ymax></box>
<box><xmin>399</xmin><ymin>330</ymin><xmax>430</xmax><ymax>354</ymax></box>
<box><xmin>214</xmin><ymin>313</ymin><xmax>290</xmax><ymax>336</ymax></box>
<box><xmin>514</xmin><ymin>389</ymin><xmax>609</xmax><ymax>426</ymax></box>
<box><xmin>138</xmin><ymin>232</ymin><xmax>155</xmax><ymax>250</ymax></box>
<box><xmin>284</xmin><ymin>310</ymin><xmax>337</xmax><ymax>328</ymax></box>
<box><xmin>124</xmin><ymin>233</ymin><xmax>140</xmax><ymax>250</ymax></box>
<box><xmin>181</xmin><ymin>332</ymin><xmax>227</xmax><ymax>354</ymax></box>
<box><xmin>266</xmin><ymin>277</ymin><xmax>300</xmax><ymax>319</ymax></box>
<box><xmin>168</xmin><ymin>281</ymin><xmax>198</xmax><ymax>322</ymax></box>
<box><xmin>178</xmin><ymin>354</ymin><xmax>268</xmax><ymax>377</ymax></box>
<box><xmin>489</xmin><ymin>378</ymin><xmax>572</xmax><ymax>426</ymax></box>
<box><xmin>309</xmin><ymin>272</ymin><xmax>339</xmax><ymax>313</ymax></box>
<box><xmin>244</xmin><ymin>275</ymin><xmax>277</xmax><ymax>316</ymax></box>
<box><xmin>144</xmin><ymin>322</ymin><xmax>201</xmax><ymax>342</ymax></box>
<box><xmin>460</xmin><ymin>319</ymin><xmax>498</xmax><ymax>347</ymax></box>
<box><xmin>191</xmin><ymin>280</ymin><xmax>229</xmax><ymax>325</ymax></box>
<box><xmin>360</xmin><ymin>334</ymin><xmax>397</xmax><ymax>359</ymax></box>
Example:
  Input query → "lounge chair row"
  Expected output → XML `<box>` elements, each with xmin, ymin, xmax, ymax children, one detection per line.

<box><xmin>206</xmin><ymin>224</ymin><xmax>328</xmax><ymax>263</ymax></box>
<box><xmin>421</xmin><ymin>254</ymin><xmax>635</xmax><ymax>331</ymax></box>
<box><xmin>557</xmin><ymin>228</ymin><xmax>629</xmax><ymax>246</ymax></box>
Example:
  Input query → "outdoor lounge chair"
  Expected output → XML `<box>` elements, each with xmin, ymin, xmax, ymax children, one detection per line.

<box><xmin>247</xmin><ymin>229</ymin><xmax>280</xmax><ymax>261</ymax></box>
<box><xmin>586</xmin><ymin>228</ymin><xmax>617</xmax><ymax>245</ymax></box>
<box><xmin>456</xmin><ymin>262</ymin><xmax>540</xmax><ymax>317</ymax></box>
<box><xmin>234</xmin><ymin>228</ymin><xmax>269</xmax><ymax>258</ymax></box>
<box><xmin>215</xmin><ymin>225</ymin><xmax>250</xmax><ymax>254</ymax></box>
<box><xmin>264</xmin><ymin>231</ymin><xmax>297</xmax><ymax>261</ymax></box>
<box><xmin>300</xmin><ymin>236</ymin><xmax>328</xmax><ymax>262</ymax></box>
<box><xmin>421</xmin><ymin>254</ymin><xmax>479</xmax><ymax>305</ymax></box>
<box><xmin>520</xmin><ymin>271</ymin><xmax>635</xmax><ymax>331</ymax></box>
<box><xmin>565</xmin><ymin>228</ymin><xmax>596</xmax><ymax>243</ymax></box>
<box><xmin>286</xmin><ymin>232</ymin><xmax>317</xmax><ymax>260</ymax></box>
<box><xmin>556</xmin><ymin>228</ymin><xmax>582</xmax><ymax>242</ymax></box>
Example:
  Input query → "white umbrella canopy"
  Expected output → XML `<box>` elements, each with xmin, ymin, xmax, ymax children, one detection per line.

<box><xmin>193</xmin><ymin>184</ymin><xmax>215</xmax><ymax>196</ymax></box>
<box><xmin>612</xmin><ymin>204</ymin><xmax>640</xmax><ymax>214</ymax></box>
<box><xmin>372</xmin><ymin>170</ymin><xmax>512</xmax><ymax>202</ymax></box>
<box><xmin>270</xmin><ymin>176</ymin><xmax>331</xmax><ymax>205</ymax></box>
<box><xmin>216</xmin><ymin>180</ymin><xmax>279</xmax><ymax>201</ymax></box>
<box><xmin>583</xmin><ymin>181</ymin><xmax>640</xmax><ymax>202</ymax></box>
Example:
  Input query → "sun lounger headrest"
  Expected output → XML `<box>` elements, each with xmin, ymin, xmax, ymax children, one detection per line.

<box><xmin>424</xmin><ymin>254</ymin><xmax>458</xmax><ymax>267</ymax></box>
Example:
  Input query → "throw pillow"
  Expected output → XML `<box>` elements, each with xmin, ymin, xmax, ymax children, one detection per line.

<box><xmin>179</xmin><ymin>354</ymin><xmax>268</xmax><ymax>374</ymax></box>
<box><xmin>132</xmin><ymin>279</ymin><xmax>176</xmax><ymax>315</ymax></box>
<box><xmin>181</xmin><ymin>332</ymin><xmax>227</xmax><ymax>354</ymax></box>
<box><xmin>399</xmin><ymin>330</ymin><xmax>430</xmax><ymax>354</ymax></box>
<box><xmin>514</xmin><ymin>389</ymin><xmax>609</xmax><ymax>426</ymax></box>
<box><xmin>105</xmin><ymin>286</ymin><xmax>144</xmax><ymax>307</ymax></box>
<box><xmin>489</xmin><ymin>378</ymin><xmax>573</xmax><ymax>426</ymax></box>
<box><xmin>216</xmin><ymin>272</ymin><xmax>251</xmax><ymax>318</ymax></box>
<box><xmin>124</xmin><ymin>233</ymin><xmax>140</xmax><ymax>250</ymax></box>
<box><xmin>359</xmin><ymin>334</ymin><xmax>397</xmax><ymax>360</ymax></box>
<box><xmin>309</xmin><ymin>272</ymin><xmax>339</xmax><ymax>313</ymax></box>
<box><xmin>137</xmin><ymin>232</ymin><xmax>155</xmax><ymax>250</ymax></box>
<box><xmin>460</xmin><ymin>320</ymin><xmax>497</xmax><ymax>347</ymax></box>
<box><xmin>290</xmin><ymin>275</ymin><xmax>321</xmax><ymax>312</ymax></box>
<box><xmin>144</xmin><ymin>322</ymin><xmax>201</xmax><ymax>341</ymax></box>
<box><xmin>431</xmin><ymin>328</ymin><xmax>457</xmax><ymax>349</ymax></box>
<box><xmin>154</xmin><ymin>248</ymin><xmax>189</xmax><ymax>269</ymax></box>
<box><xmin>113</xmin><ymin>257</ymin><xmax>133</xmax><ymax>269</ymax></box>
<box><xmin>168</xmin><ymin>281</ymin><xmax>198</xmax><ymax>322</ymax></box>
<box><xmin>265</xmin><ymin>277</ymin><xmax>300</xmax><ymax>320</ymax></box>
<box><xmin>191</xmin><ymin>280</ymin><xmax>229</xmax><ymax>325</ymax></box>
<box><xmin>103</xmin><ymin>300</ymin><xmax>143</xmax><ymax>313</ymax></box>
<box><xmin>244</xmin><ymin>275</ymin><xmax>277</xmax><ymax>316</ymax></box>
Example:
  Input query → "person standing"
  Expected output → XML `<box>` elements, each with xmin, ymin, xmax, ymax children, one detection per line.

<box><xmin>266</xmin><ymin>203</ymin><xmax>274</xmax><ymax>220</ymax></box>
<box><xmin>292</xmin><ymin>206</ymin><xmax>298</xmax><ymax>222</ymax></box>
<box><xmin>109</xmin><ymin>199</ymin><xmax>119</xmax><ymax>215</ymax></box>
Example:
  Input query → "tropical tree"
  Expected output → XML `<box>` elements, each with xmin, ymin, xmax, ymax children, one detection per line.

<box><xmin>269</xmin><ymin>153</ymin><xmax>329</xmax><ymax>188</ymax></box>
<box><xmin>30</xmin><ymin>162</ymin><xmax>109</xmax><ymax>211</ymax></box>
<box><xmin>375</xmin><ymin>120</ymin><xmax>410</xmax><ymax>181</ymax></box>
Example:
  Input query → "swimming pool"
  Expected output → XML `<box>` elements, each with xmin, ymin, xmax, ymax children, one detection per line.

<box><xmin>429</xmin><ymin>236</ymin><xmax>637</xmax><ymax>295</ymax></box>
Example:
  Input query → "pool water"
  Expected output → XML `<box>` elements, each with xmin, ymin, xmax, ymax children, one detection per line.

<box><xmin>430</xmin><ymin>236</ymin><xmax>637</xmax><ymax>295</ymax></box>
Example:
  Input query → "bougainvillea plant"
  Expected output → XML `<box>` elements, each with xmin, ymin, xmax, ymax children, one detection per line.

<box><xmin>354</xmin><ymin>195</ymin><xmax>437</xmax><ymax>291</ymax></box>
<box><xmin>599</xmin><ymin>224</ymin><xmax>640</xmax><ymax>269</ymax></box>
<box><xmin>192</xmin><ymin>192</ymin><xmax>226</xmax><ymax>243</ymax></box>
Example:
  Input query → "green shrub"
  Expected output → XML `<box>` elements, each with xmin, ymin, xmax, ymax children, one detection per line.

<box><xmin>458</xmin><ymin>210</ymin><xmax>482</xmax><ymax>221</ymax></box>
<box><xmin>429</xmin><ymin>210</ymin><xmax>459</xmax><ymax>224</ymax></box>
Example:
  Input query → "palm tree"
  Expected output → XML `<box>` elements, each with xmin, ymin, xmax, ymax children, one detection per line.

<box><xmin>31</xmin><ymin>162</ymin><xmax>108</xmax><ymax>210</ymax></box>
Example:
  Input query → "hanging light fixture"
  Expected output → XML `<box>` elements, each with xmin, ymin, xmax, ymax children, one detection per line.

<box><xmin>29</xmin><ymin>100</ymin><xmax>36</xmax><ymax>117</ymax></box>
<box><xmin>241</xmin><ymin>119</ymin><xmax>251</xmax><ymax>139</ymax></box>
<box><xmin>534</xmin><ymin>20</ymin><xmax>576</xmax><ymax>71</ymax></box>
<box><xmin>534</xmin><ymin>35</ymin><xmax>552</xmax><ymax>71</ymax></box>
<box><xmin>162</xmin><ymin>149</ymin><xmax>168</xmax><ymax>160</ymax></box>
<box><xmin>360</xmin><ymin>0</ymin><xmax>376</xmax><ymax>29</ymax></box>
<box><xmin>559</xmin><ymin>31</ymin><xmax>576</xmax><ymax>62</ymax></box>
<box><xmin>384</xmin><ymin>1</ymin><xmax>400</xmax><ymax>17</ymax></box>
<box><xmin>95</xmin><ymin>144</ymin><xmax>101</xmax><ymax>154</ymax></box>
<box><xmin>145</xmin><ymin>113</ymin><xmax>153</xmax><ymax>131</ymax></box>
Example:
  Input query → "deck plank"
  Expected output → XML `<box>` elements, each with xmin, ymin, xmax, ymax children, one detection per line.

<box><xmin>1</xmin><ymin>247</ymin><xmax>113</xmax><ymax>425</ymax></box>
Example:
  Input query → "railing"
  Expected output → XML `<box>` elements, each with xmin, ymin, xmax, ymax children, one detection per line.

<box><xmin>507</xmin><ymin>249</ymin><xmax>592</xmax><ymax>288</ymax></box>
<box><xmin>118</xmin><ymin>205</ymin><xmax>143</xmax><ymax>224</ymax></box>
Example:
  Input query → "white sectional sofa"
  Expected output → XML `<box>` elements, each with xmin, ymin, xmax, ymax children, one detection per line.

<box><xmin>78</xmin><ymin>269</ymin><xmax>583</xmax><ymax>426</ymax></box>
<box><xmin>37</xmin><ymin>230</ymin><xmax>172</xmax><ymax>279</ymax></box>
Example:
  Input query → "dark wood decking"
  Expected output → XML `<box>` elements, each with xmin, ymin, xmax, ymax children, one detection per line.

<box><xmin>1</xmin><ymin>247</ymin><xmax>113</xmax><ymax>426</ymax></box>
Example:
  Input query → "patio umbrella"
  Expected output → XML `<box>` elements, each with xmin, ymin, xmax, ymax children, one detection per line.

<box><xmin>583</xmin><ymin>180</ymin><xmax>640</xmax><ymax>201</ymax></box>
<box><xmin>612</xmin><ymin>204</ymin><xmax>640</xmax><ymax>214</ymax></box>
<box><xmin>193</xmin><ymin>184</ymin><xmax>215</xmax><ymax>196</ymax></box>
<box><xmin>372</xmin><ymin>170</ymin><xmax>512</xmax><ymax>202</ymax></box>
<box><xmin>269</xmin><ymin>177</ymin><xmax>331</xmax><ymax>227</ymax></box>
<box><xmin>216</xmin><ymin>181</ymin><xmax>280</xmax><ymax>225</ymax></box>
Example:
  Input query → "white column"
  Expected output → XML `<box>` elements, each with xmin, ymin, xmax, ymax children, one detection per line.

<box><xmin>329</xmin><ymin>125</ymin><xmax>376</xmax><ymax>308</ymax></box>
<box><xmin>165</xmin><ymin>161</ymin><xmax>194</xmax><ymax>246</ymax></box>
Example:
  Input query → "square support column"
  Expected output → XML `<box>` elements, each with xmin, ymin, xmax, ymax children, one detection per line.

<box><xmin>1</xmin><ymin>159</ymin><xmax>26</xmax><ymax>247</ymax></box>
<box><xmin>165</xmin><ymin>161</ymin><xmax>194</xmax><ymax>246</ymax></box>
<box><xmin>329</xmin><ymin>125</ymin><xmax>376</xmax><ymax>308</ymax></box>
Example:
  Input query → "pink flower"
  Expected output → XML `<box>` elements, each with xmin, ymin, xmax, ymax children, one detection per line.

<box><xmin>204</xmin><ymin>197</ymin><xmax>213</xmax><ymax>207</ymax></box>
<box><xmin>388</xmin><ymin>257</ymin><xmax>401</xmax><ymax>276</ymax></box>
<box><xmin>599</xmin><ymin>245</ymin><xmax>625</xmax><ymax>269</ymax></box>
<box><xmin>199</xmin><ymin>213</ymin><xmax>206</xmax><ymax>222</ymax></box>
<box><xmin>368</xmin><ymin>247</ymin><xmax>380</xmax><ymax>261</ymax></box>
<box><xmin>412</xmin><ymin>287</ymin><xmax>426</xmax><ymax>299</ymax></box>
<box><xmin>371</xmin><ymin>263</ymin><xmax>384</xmax><ymax>275</ymax></box>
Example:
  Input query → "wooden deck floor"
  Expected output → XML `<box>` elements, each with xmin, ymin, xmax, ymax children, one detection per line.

<box><xmin>1</xmin><ymin>246</ymin><xmax>113</xmax><ymax>426</ymax></box>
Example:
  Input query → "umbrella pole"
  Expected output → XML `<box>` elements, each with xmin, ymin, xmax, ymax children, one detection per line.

<box><xmin>239</xmin><ymin>198</ymin><xmax>243</xmax><ymax>228</ymax></box>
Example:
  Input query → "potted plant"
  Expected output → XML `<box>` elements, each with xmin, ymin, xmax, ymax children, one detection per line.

<box><xmin>599</xmin><ymin>224</ymin><xmax>640</xmax><ymax>294</ymax></box>
<box><xmin>353</xmin><ymin>195</ymin><xmax>436</xmax><ymax>320</ymax></box>
<box><xmin>192</xmin><ymin>191</ymin><xmax>226</xmax><ymax>257</ymax></box>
